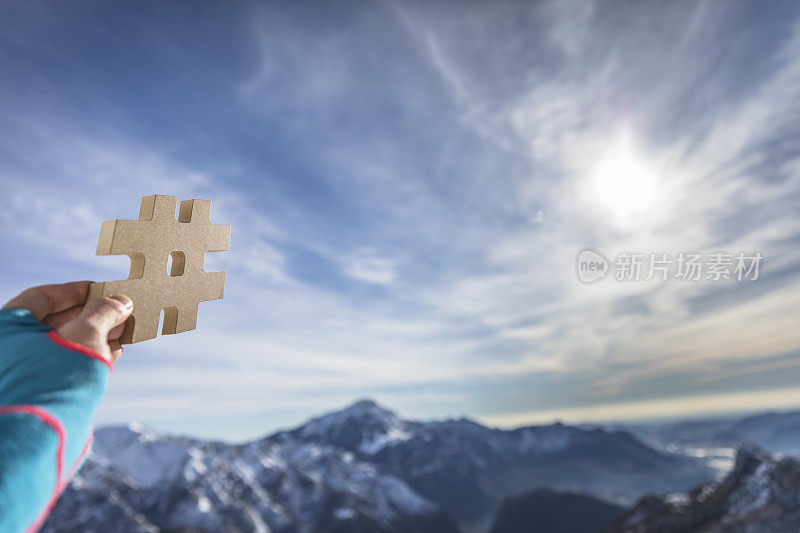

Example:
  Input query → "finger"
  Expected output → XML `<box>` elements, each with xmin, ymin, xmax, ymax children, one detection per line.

<box><xmin>107</xmin><ymin>321</ymin><xmax>127</xmax><ymax>341</ymax></box>
<box><xmin>56</xmin><ymin>294</ymin><xmax>133</xmax><ymax>365</ymax></box>
<box><xmin>3</xmin><ymin>281</ymin><xmax>91</xmax><ymax>321</ymax></box>
<box><xmin>109</xmin><ymin>341</ymin><xmax>123</xmax><ymax>363</ymax></box>
<box><xmin>43</xmin><ymin>306</ymin><xmax>83</xmax><ymax>328</ymax></box>
<box><xmin>74</xmin><ymin>295</ymin><xmax>133</xmax><ymax>337</ymax></box>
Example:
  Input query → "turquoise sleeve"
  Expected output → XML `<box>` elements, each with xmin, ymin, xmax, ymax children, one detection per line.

<box><xmin>0</xmin><ymin>308</ymin><xmax>110</xmax><ymax>533</ymax></box>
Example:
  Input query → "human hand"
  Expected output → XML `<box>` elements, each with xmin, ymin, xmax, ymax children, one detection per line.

<box><xmin>2</xmin><ymin>281</ymin><xmax>132</xmax><ymax>365</ymax></box>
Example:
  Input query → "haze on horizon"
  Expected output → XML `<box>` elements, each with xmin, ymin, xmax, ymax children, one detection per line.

<box><xmin>1</xmin><ymin>0</ymin><xmax>800</xmax><ymax>441</ymax></box>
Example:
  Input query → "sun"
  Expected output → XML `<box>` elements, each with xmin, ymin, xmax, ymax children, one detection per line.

<box><xmin>590</xmin><ymin>134</ymin><xmax>658</xmax><ymax>217</ymax></box>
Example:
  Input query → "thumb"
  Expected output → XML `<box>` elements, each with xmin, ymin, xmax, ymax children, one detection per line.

<box><xmin>76</xmin><ymin>295</ymin><xmax>133</xmax><ymax>335</ymax></box>
<box><xmin>57</xmin><ymin>295</ymin><xmax>133</xmax><ymax>363</ymax></box>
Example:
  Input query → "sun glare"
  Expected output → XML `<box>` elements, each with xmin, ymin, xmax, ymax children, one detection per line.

<box><xmin>591</xmin><ymin>134</ymin><xmax>658</xmax><ymax>217</ymax></box>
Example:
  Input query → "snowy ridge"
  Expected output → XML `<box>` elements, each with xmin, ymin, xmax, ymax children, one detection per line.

<box><xmin>44</xmin><ymin>421</ymin><xmax>454</xmax><ymax>533</ymax></box>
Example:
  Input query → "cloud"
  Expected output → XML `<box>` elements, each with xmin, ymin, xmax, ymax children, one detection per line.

<box><xmin>2</xmin><ymin>1</ymin><xmax>800</xmax><ymax>439</ymax></box>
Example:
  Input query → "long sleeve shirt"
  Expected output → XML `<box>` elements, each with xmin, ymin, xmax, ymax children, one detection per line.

<box><xmin>0</xmin><ymin>308</ymin><xmax>110</xmax><ymax>533</ymax></box>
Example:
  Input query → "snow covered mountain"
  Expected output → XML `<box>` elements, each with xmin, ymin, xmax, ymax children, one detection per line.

<box><xmin>42</xmin><ymin>419</ymin><xmax>456</xmax><ymax>533</ymax></box>
<box><xmin>605</xmin><ymin>444</ymin><xmax>800</xmax><ymax>532</ymax></box>
<box><xmin>41</xmin><ymin>400</ymin><xmax>713</xmax><ymax>533</ymax></box>
<box><xmin>272</xmin><ymin>400</ymin><xmax>713</xmax><ymax>531</ymax></box>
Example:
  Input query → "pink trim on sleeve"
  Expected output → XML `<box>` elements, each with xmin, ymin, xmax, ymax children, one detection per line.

<box><xmin>47</xmin><ymin>330</ymin><xmax>112</xmax><ymax>372</ymax></box>
<box><xmin>0</xmin><ymin>405</ymin><xmax>64</xmax><ymax>480</ymax></box>
<box><xmin>0</xmin><ymin>405</ymin><xmax>69</xmax><ymax>533</ymax></box>
<box><xmin>61</xmin><ymin>432</ymin><xmax>92</xmax><ymax>484</ymax></box>
<box><xmin>25</xmin><ymin>433</ymin><xmax>94</xmax><ymax>533</ymax></box>
<box><xmin>0</xmin><ymin>408</ymin><xmax>94</xmax><ymax>533</ymax></box>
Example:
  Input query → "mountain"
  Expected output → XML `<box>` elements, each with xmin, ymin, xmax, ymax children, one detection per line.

<box><xmin>41</xmin><ymin>399</ymin><xmax>713</xmax><ymax>533</ymax></box>
<box><xmin>722</xmin><ymin>410</ymin><xmax>800</xmax><ymax>453</ymax></box>
<box><xmin>626</xmin><ymin>409</ymin><xmax>800</xmax><ymax>453</ymax></box>
<box><xmin>271</xmin><ymin>400</ymin><xmax>712</xmax><ymax>531</ymax></box>
<box><xmin>488</xmin><ymin>489</ymin><xmax>624</xmax><ymax>533</ymax></box>
<box><xmin>605</xmin><ymin>444</ymin><xmax>800</xmax><ymax>533</ymax></box>
<box><xmin>41</xmin><ymin>420</ymin><xmax>457</xmax><ymax>533</ymax></box>
<box><xmin>621</xmin><ymin>409</ymin><xmax>800</xmax><ymax>474</ymax></box>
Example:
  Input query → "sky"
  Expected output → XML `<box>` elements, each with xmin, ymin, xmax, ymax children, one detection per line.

<box><xmin>1</xmin><ymin>0</ymin><xmax>800</xmax><ymax>441</ymax></box>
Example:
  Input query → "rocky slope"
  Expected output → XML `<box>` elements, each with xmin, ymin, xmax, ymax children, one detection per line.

<box><xmin>605</xmin><ymin>444</ymin><xmax>800</xmax><ymax>532</ymax></box>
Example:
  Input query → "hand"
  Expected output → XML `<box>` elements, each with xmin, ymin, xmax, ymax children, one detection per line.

<box><xmin>2</xmin><ymin>281</ymin><xmax>133</xmax><ymax>365</ymax></box>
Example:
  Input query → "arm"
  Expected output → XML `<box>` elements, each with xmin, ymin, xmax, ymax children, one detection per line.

<box><xmin>0</xmin><ymin>282</ymin><xmax>131</xmax><ymax>533</ymax></box>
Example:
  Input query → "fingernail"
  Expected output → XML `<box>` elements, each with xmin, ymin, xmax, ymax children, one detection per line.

<box><xmin>110</xmin><ymin>294</ymin><xmax>133</xmax><ymax>309</ymax></box>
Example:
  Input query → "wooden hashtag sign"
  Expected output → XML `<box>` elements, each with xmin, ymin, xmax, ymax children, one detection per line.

<box><xmin>87</xmin><ymin>195</ymin><xmax>231</xmax><ymax>344</ymax></box>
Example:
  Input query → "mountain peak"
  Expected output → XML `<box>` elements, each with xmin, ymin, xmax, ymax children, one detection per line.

<box><xmin>290</xmin><ymin>398</ymin><xmax>410</xmax><ymax>454</ymax></box>
<box><xmin>345</xmin><ymin>398</ymin><xmax>383</xmax><ymax>411</ymax></box>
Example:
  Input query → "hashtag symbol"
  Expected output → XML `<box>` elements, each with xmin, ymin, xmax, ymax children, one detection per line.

<box><xmin>87</xmin><ymin>195</ymin><xmax>231</xmax><ymax>344</ymax></box>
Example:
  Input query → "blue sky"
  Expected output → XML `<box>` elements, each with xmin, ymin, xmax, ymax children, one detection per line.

<box><xmin>2</xmin><ymin>1</ymin><xmax>800</xmax><ymax>441</ymax></box>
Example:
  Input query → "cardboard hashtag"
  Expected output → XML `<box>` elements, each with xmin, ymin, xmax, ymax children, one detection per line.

<box><xmin>87</xmin><ymin>195</ymin><xmax>231</xmax><ymax>344</ymax></box>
